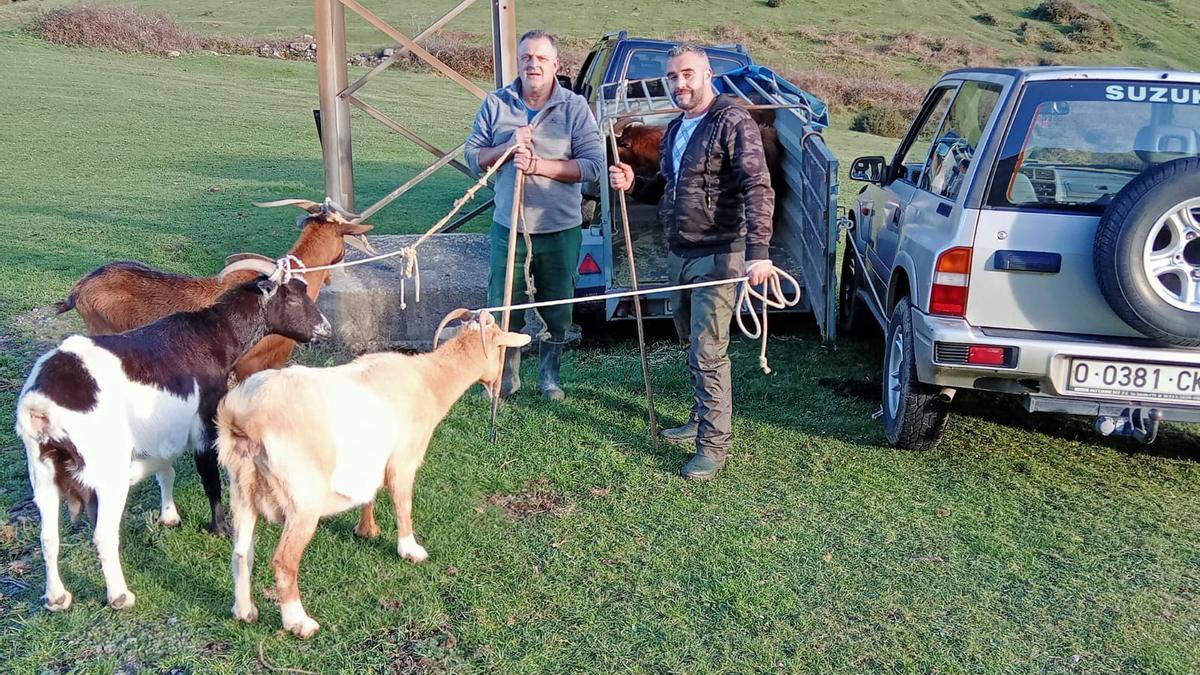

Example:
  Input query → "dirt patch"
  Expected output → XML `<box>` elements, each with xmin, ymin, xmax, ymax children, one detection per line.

<box><xmin>12</xmin><ymin>305</ymin><xmax>83</xmax><ymax>350</ymax></box>
<box><xmin>818</xmin><ymin>377</ymin><xmax>879</xmax><ymax>402</ymax></box>
<box><xmin>361</xmin><ymin>623</ymin><xmax>463</xmax><ymax>673</ymax></box>
<box><xmin>484</xmin><ymin>478</ymin><xmax>572</xmax><ymax>522</ymax></box>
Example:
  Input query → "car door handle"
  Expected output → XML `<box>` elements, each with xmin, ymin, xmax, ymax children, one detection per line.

<box><xmin>891</xmin><ymin>207</ymin><xmax>902</xmax><ymax>226</ymax></box>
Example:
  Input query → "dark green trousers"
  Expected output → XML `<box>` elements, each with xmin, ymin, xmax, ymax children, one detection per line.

<box><xmin>668</xmin><ymin>250</ymin><xmax>743</xmax><ymax>459</ymax></box>
<box><xmin>488</xmin><ymin>222</ymin><xmax>581</xmax><ymax>336</ymax></box>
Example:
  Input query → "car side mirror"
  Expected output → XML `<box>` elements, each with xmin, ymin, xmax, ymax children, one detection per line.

<box><xmin>850</xmin><ymin>156</ymin><xmax>886</xmax><ymax>184</ymax></box>
<box><xmin>556</xmin><ymin>73</ymin><xmax>573</xmax><ymax>91</ymax></box>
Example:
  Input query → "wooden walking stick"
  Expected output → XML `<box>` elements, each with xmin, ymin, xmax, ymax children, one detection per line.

<box><xmin>490</xmin><ymin>170</ymin><xmax>525</xmax><ymax>443</ymax></box>
<box><xmin>607</xmin><ymin>120</ymin><xmax>659</xmax><ymax>447</ymax></box>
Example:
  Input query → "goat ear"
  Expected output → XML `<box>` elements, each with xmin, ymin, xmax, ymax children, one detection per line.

<box><xmin>496</xmin><ymin>331</ymin><xmax>532</xmax><ymax>348</ymax></box>
<box><xmin>344</xmin><ymin>234</ymin><xmax>377</xmax><ymax>256</ymax></box>
<box><xmin>342</xmin><ymin>221</ymin><xmax>374</xmax><ymax>236</ymax></box>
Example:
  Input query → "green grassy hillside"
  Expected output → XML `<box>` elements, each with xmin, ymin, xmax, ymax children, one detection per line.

<box><xmin>0</xmin><ymin>3</ymin><xmax>1198</xmax><ymax>673</ymax></box>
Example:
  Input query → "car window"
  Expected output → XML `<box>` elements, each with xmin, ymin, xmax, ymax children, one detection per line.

<box><xmin>574</xmin><ymin>49</ymin><xmax>597</xmax><ymax>94</ymax></box>
<box><xmin>584</xmin><ymin>44</ymin><xmax>610</xmax><ymax>100</ymax></box>
<box><xmin>920</xmin><ymin>81</ymin><xmax>1003</xmax><ymax>200</ymax></box>
<box><xmin>622</xmin><ymin>49</ymin><xmax>743</xmax><ymax>81</ymax></box>
<box><xmin>894</xmin><ymin>85</ymin><xmax>956</xmax><ymax>184</ymax></box>
<box><xmin>709</xmin><ymin>56</ymin><xmax>743</xmax><ymax>75</ymax></box>
<box><xmin>987</xmin><ymin>80</ymin><xmax>1200</xmax><ymax>212</ymax></box>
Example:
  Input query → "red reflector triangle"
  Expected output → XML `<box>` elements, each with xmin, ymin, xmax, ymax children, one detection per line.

<box><xmin>578</xmin><ymin>253</ymin><xmax>601</xmax><ymax>275</ymax></box>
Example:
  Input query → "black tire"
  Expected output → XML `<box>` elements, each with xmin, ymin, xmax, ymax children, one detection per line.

<box><xmin>838</xmin><ymin>232</ymin><xmax>877</xmax><ymax>338</ymax></box>
<box><xmin>882</xmin><ymin>298</ymin><xmax>950</xmax><ymax>451</ymax></box>
<box><xmin>1094</xmin><ymin>157</ymin><xmax>1200</xmax><ymax>348</ymax></box>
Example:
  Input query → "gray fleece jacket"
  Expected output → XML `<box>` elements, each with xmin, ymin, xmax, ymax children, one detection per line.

<box><xmin>464</xmin><ymin>79</ymin><xmax>603</xmax><ymax>234</ymax></box>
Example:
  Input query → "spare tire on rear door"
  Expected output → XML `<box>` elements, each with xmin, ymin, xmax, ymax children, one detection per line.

<box><xmin>1094</xmin><ymin>156</ymin><xmax>1200</xmax><ymax>348</ymax></box>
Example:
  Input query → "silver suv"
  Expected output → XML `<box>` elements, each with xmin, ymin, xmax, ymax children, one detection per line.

<box><xmin>842</xmin><ymin>67</ymin><xmax>1200</xmax><ymax>449</ymax></box>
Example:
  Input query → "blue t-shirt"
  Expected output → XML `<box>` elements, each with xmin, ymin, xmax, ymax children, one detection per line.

<box><xmin>526</xmin><ymin>106</ymin><xmax>541</xmax><ymax>123</ymax></box>
<box><xmin>672</xmin><ymin>112</ymin><xmax>707</xmax><ymax>180</ymax></box>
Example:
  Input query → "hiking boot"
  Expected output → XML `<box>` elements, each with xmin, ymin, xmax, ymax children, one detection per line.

<box><xmin>660</xmin><ymin>420</ymin><xmax>699</xmax><ymax>444</ymax></box>
<box><xmin>499</xmin><ymin>347</ymin><xmax>521</xmax><ymax>398</ymax></box>
<box><xmin>681</xmin><ymin>453</ymin><xmax>726</xmax><ymax>481</ymax></box>
<box><xmin>539</xmin><ymin>338</ymin><xmax>566</xmax><ymax>402</ymax></box>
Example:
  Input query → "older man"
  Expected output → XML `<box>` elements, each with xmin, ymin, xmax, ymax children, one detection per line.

<box><xmin>610</xmin><ymin>44</ymin><xmax>775</xmax><ymax>480</ymax></box>
<box><xmin>464</xmin><ymin>30</ymin><xmax>603</xmax><ymax>401</ymax></box>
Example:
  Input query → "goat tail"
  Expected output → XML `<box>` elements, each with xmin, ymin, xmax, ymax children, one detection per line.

<box><xmin>215</xmin><ymin>395</ymin><xmax>263</xmax><ymax>467</ymax></box>
<box><xmin>53</xmin><ymin>294</ymin><xmax>75</xmax><ymax>315</ymax></box>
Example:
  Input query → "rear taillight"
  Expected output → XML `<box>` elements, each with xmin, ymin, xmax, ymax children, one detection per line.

<box><xmin>578</xmin><ymin>253</ymin><xmax>601</xmax><ymax>275</ymax></box>
<box><xmin>930</xmin><ymin>247</ymin><xmax>972</xmax><ymax>317</ymax></box>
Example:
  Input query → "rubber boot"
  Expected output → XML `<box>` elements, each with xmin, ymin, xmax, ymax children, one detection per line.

<box><xmin>660</xmin><ymin>419</ymin><xmax>699</xmax><ymax>444</ymax></box>
<box><xmin>681</xmin><ymin>452</ymin><xmax>726</xmax><ymax>481</ymax></box>
<box><xmin>499</xmin><ymin>347</ymin><xmax>521</xmax><ymax>398</ymax></box>
<box><xmin>539</xmin><ymin>338</ymin><xmax>566</xmax><ymax>402</ymax></box>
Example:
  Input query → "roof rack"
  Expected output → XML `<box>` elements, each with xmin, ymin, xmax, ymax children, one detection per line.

<box><xmin>595</xmin><ymin>70</ymin><xmax>821</xmax><ymax>127</ymax></box>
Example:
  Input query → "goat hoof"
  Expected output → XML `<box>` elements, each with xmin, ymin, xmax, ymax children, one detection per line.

<box><xmin>108</xmin><ymin>591</ymin><xmax>136</xmax><ymax>610</ymax></box>
<box><xmin>44</xmin><ymin>591</ymin><xmax>73</xmax><ymax>612</ymax></box>
<box><xmin>354</xmin><ymin>522</ymin><xmax>380</xmax><ymax>540</ymax></box>
<box><xmin>286</xmin><ymin>616</ymin><xmax>320</xmax><ymax>638</ymax></box>
<box><xmin>232</xmin><ymin>604</ymin><xmax>259</xmax><ymax>623</ymax></box>
<box><xmin>159</xmin><ymin>512</ymin><xmax>182</xmax><ymax>528</ymax></box>
<box><xmin>203</xmin><ymin>519</ymin><xmax>232</xmax><ymax>538</ymax></box>
<box><xmin>397</xmin><ymin>537</ymin><xmax>428</xmax><ymax>563</ymax></box>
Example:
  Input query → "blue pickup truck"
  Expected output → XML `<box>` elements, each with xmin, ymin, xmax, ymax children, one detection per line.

<box><xmin>567</xmin><ymin>32</ymin><xmax>841</xmax><ymax>341</ymax></box>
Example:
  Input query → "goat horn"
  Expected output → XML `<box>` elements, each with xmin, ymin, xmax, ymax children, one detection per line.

<box><xmin>325</xmin><ymin>200</ymin><xmax>362</xmax><ymax>222</ymax></box>
<box><xmin>344</xmin><ymin>234</ymin><xmax>377</xmax><ymax>256</ymax></box>
<box><xmin>224</xmin><ymin>252</ymin><xmax>276</xmax><ymax>267</ymax></box>
<box><xmin>217</xmin><ymin>257</ymin><xmax>279</xmax><ymax>284</ymax></box>
<box><xmin>254</xmin><ymin>198</ymin><xmax>322</xmax><ymax>213</ymax></box>
<box><xmin>431</xmin><ymin>308</ymin><xmax>474</xmax><ymax>349</ymax></box>
<box><xmin>611</xmin><ymin>116</ymin><xmax>644</xmax><ymax>136</ymax></box>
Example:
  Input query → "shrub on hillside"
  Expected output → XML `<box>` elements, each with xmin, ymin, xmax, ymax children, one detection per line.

<box><xmin>777</xmin><ymin>67</ymin><xmax>925</xmax><ymax>114</ymax></box>
<box><xmin>851</xmin><ymin>105</ymin><xmax>910</xmax><ymax>138</ymax></box>
<box><xmin>1029</xmin><ymin>0</ymin><xmax>1119</xmax><ymax>50</ymax></box>
<box><xmin>31</xmin><ymin>5</ymin><xmax>199</xmax><ymax>54</ymax></box>
<box><xmin>885</xmin><ymin>31</ymin><xmax>999</xmax><ymax>66</ymax></box>
<box><xmin>1018</xmin><ymin>21</ymin><xmax>1079</xmax><ymax>53</ymax></box>
<box><xmin>1068</xmin><ymin>15</ymin><xmax>1119</xmax><ymax>50</ymax></box>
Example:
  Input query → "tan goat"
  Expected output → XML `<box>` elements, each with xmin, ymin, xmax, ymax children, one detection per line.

<box><xmin>215</xmin><ymin>310</ymin><xmax>530</xmax><ymax>638</ymax></box>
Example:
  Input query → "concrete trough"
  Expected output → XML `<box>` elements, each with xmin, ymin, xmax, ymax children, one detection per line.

<box><xmin>318</xmin><ymin>233</ymin><xmax>491</xmax><ymax>352</ymax></box>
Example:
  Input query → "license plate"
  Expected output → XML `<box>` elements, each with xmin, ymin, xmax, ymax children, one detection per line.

<box><xmin>1067</xmin><ymin>358</ymin><xmax>1200</xmax><ymax>403</ymax></box>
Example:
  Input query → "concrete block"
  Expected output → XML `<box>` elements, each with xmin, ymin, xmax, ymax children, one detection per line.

<box><xmin>318</xmin><ymin>233</ymin><xmax>491</xmax><ymax>352</ymax></box>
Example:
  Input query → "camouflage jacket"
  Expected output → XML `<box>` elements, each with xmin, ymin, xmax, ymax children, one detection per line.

<box><xmin>631</xmin><ymin>95</ymin><xmax>774</xmax><ymax>259</ymax></box>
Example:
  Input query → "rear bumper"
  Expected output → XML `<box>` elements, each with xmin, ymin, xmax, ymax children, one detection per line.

<box><xmin>910</xmin><ymin>308</ymin><xmax>1200</xmax><ymax>414</ymax></box>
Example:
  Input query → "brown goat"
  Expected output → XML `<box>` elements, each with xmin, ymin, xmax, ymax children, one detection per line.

<box><xmin>613</xmin><ymin>101</ymin><xmax>783</xmax><ymax>190</ymax></box>
<box><xmin>55</xmin><ymin>200</ymin><xmax>373</xmax><ymax>381</ymax></box>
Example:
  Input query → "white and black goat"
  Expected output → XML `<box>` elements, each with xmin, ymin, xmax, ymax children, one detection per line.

<box><xmin>14</xmin><ymin>259</ymin><xmax>330</xmax><ymax>611</ymax></box>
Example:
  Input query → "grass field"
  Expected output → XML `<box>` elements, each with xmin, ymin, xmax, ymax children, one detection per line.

<box><xmin>1</xmin><ymin>1</ymin><xmax>1199</xmax><ymax>672</ymax></box>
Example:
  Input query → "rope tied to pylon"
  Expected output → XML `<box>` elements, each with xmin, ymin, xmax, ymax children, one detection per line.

<box><xmin>277</xmin><ymin>143</ymin><xmax>524</xmax><ymax>310</ymax></box>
